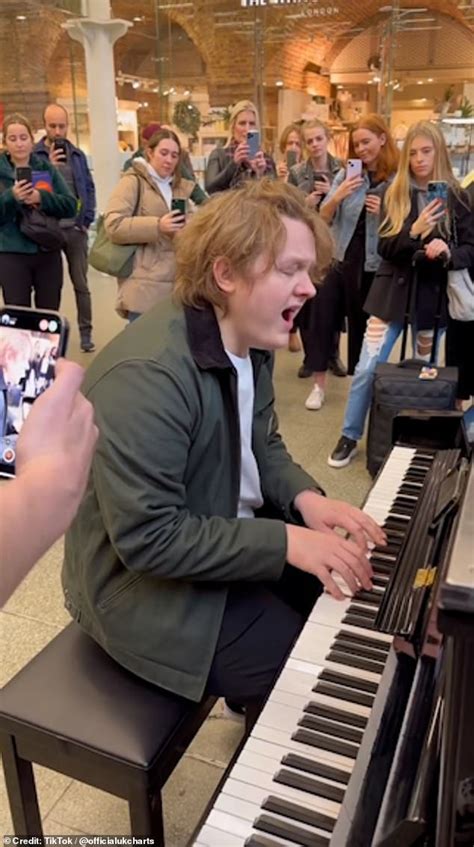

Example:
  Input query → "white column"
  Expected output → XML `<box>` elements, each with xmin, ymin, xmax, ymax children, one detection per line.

<box><xmin>63</xmin><ymin>14</ymin><xmax>132</xmax><ymax>211</ymax></box>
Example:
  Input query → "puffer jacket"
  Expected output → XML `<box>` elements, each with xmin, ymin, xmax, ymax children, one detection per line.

<box><xmin>104</xmin><ymin>159</ymin><xmax>197</xmax><ymax>317</ymax></box>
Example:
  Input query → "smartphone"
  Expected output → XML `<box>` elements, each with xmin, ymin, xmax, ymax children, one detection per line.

<box><xmin>427</xmin><ymin>180</ymin><xmax>448</xmax><ymax>211</ymax></box>
<box><xmin>53</xmin><ymin>138</ymin><xmax>67</xmax><ymax>157</ymax></box>
<box><xmin>346</xmin><ymin>158</ymin><xmax>363</xmax><ymax>179</ymax></box>
<box><xmin>313</xmin><ymin>172</ymin><xmax>328</xmax><ymax>183</ymax></box>
<box><xmin>171</xmin><ymin>198</ymin><xmax>186</xmax><ymax>216</ymax></box>
<box><xmin>247</xmin><ymin>130</ymin><xmax>260</xmax><ymax>159</ymax></box>
<box><xmin>286</xmin><ymin>149</ymin><xmax>298</xmax><ymax>169</ymax></box>
<box><xmin>15</xmin><ymin>166</ymin><xmax>32</xmax><ymax>184</ymax></box>
<box><xmin>0</xmin><ymin>307</ymin><xmax>69</xmax><ymax>478</ymax></box>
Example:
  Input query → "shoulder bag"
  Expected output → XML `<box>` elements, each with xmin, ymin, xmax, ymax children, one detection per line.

<box><xmin>447</xmin><ymin>213</ymin><xmax>474</xmax><ymax>322</ymax></box>
<box><xmin>89</xmin><ymin>175</ymin><xmax>142</xmax><ymax>278</ymax></box>
<box><xmin>19</xmin><ymin>206</ymin><xmax>66</xmax><ymax>251</ymax></box>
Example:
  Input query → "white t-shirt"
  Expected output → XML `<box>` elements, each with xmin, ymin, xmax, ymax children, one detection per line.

<box><xmin>226</xmin><ymin>350</ymin><xmax>264</xmax><ymax>519</ymax></box>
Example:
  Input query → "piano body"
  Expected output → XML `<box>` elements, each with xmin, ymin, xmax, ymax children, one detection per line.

<box><xmin>193</xmin><ymin>412</ymin><xmax>474</xmax><ymax>847</ymax></box>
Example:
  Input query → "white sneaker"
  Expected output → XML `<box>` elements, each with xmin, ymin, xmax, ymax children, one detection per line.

<box><xmin>305</xmin><ymin>384</ymin><xmax>325</xmax><ymax>410</ymax></box>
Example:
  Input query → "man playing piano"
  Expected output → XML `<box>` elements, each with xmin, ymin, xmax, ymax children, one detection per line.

<box><xmin>62</xmin><ymin>179</ymin><xmax>385</xmax><ymax>714</ymax></box>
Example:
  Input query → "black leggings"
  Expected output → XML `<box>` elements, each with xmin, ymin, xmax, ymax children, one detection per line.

<box><xmin>305</xmin><ymin>263</ymin><xmax>374</xmax><ymax>375</ymax></box>
<box><xmin>0</xmin><ymin>250</ymin><xmax>63</xmax><ymax>311</ymax></box>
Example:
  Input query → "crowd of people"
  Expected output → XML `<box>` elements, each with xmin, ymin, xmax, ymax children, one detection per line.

<box><xmin>1</xmin><ymin>102</ymin><xmax>473</xmax><ymax>723</ymax></box>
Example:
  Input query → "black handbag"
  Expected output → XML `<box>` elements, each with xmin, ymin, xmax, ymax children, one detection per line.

<box><xmin>19</xmin><ymin>207</ymin><xmax>66</xmax><ymax>252</ymax></box>
<box><xmin>366</xmin><ymin>251</ymin><xmax>458</xmax><ymax>477</ymax></box>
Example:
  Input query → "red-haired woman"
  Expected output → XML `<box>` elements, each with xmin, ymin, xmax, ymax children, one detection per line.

<box><xmin>303</xmin><ymin>115</ymin><xmax>399</xmax><ymax>410</ymax></box>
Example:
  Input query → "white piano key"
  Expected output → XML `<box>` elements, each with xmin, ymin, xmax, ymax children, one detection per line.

<box><xmin>252</xmin><ymin>722</ymin><xmax>358</xmax><ymax>771</ymax></box>
<box><xmin>243</xmin><ymin>735</ymin><xmax>353</xmax><ymax>778</ymax></box>
<box><xmin>222</xmin><ymin>765</ymin><xmax>340</xmax><ymax>818</ymax></box>
<box><xmin>197</xmin><ymin>823</ymin><xmax>244</xmax><ymax>846</ymax></box>
<box><xmin>237</xmin><ymin>747</ymin><xmax>349</xmax><ymax>797</ymax></box>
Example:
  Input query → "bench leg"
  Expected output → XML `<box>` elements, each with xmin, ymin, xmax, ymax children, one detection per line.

<box><xmin>1</xmin><ymin>734</ymin><xmax>43</xmax><ymax>835</ymax></box>
<box><xmin>129</xmin><ymin>787</ymin><xmax>164</xmax><ymax>844</ymax></box>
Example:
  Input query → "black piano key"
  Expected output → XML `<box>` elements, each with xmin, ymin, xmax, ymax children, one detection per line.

<box><xmin>333</xmin><ymin>638</ymin><xmax>388</xmax><ymax>663</ymax></box>
<box><xmin>304</xmin><ymin>700</ymin><xmax>368</xmax><ymax>729</ymax></box>
<box><xmin>353</xmin><ymin>589</ymin><xmax>382</xmax><ymax>606</ymax></box>
<box><xmin>298</xmin><ymin>713</ymin><xmax>364</xmax><ymax>744</ymax></box>
<box><xmin>312</xmin><ymin>680</ymin><xmax>374</xmax><ymax>707</ymax></box>
<box><xmin>275</xmin><ymin>767</ymin><xmax>346</xmax><ymax>803</ymax></box>
<box><xmin>263</xmin><ymin>794</ymin><xmax>336</xmax><ymax>832</ymax></box>
<box><xmin>342</xmin><ymin>613</ymin><xmax>375</xmax><ymax>629</ymax></box>
<box><xmin>370</xmin><ymin>560</ymin><xmax>394</xmax><ymax>575</ymax></box>
<box><xmin>319</xmin><ymin>667</ymin><xmax>379</xmax><ymax>694</ymax></box>
<box><xmin>291</xmin><ymin>727</ymin><xmax>359</xmax><ymax>759</ymax></box>
<box><xmin>346</xmin><ymin>603</ymin><xmax>378</xmax><ymax>619</ymax></box>
<box><xmin>254</xmin><ymin>814</ymin><xmax>330</xmax><ymax>847</ymax></box>
<box><xmin>372</xmin><ymin>575</ymin><xmax>389</xmax><ymax>588</ymax></box>
<box><xmin>282</xmin><ymin>752</ymin><xmax>351</xmax><ymax>786</ymax></box>
<box><xmin>337</xmin><ymin>629</ymin><xmax>390</xmax><ymax>652</ymax></box>
<box><xmin>326</xmin><ymin>649</ymin><xmax>385</xmax><ymax>675</ymax></box>
<box><xmin>245</xmin><ymin>834</ymin><xmax>292</xmax><ymax>847</ymax></box>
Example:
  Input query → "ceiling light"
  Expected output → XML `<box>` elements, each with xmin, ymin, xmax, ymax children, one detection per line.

<box><xmin>132</xmin><ymin>81</ymin><xmax>140</xmax><ymax>89</ymax></box>
<box><xmin>153</xmin><ymin>87</ymin><xmax>159</xmax><ymax>93</ymax></box>
<box><xmin>427</xmin><ymin>77</ymin><xmax>434</xmax><ymax>82</ymax></box>
<box><xmin>16</xmin><ymin>14</ymin><xmax>27</xmax><ymax>20</ymax></box>
<box><xmin>184</xmin><ymin>89</ymin><xmax>191</xmax><ymax>96</ymax></box>
<box><xmin>133</xmin><ymin>16</ymin><xmax>144</xmax><ymax>22</ymax></box>
<box><xmin>143</xmin><ymin>101</ymin><xmax>149</xmax><ymax>108</ymax></box>
<box><xmin>417</xmin><ymin>80</ymin><xmax>424</xmax><ymax>84</ymax></box>
<box><xmin>276</xmin><ymin>80</ymin><xmax>284</xmax><ymax>87</ymax></box>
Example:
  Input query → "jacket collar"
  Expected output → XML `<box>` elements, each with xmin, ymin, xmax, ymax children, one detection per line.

<box><xmin>184</xmin><ymin>302</ymin><xmax>271</xmax><ymax>372</ymax></box>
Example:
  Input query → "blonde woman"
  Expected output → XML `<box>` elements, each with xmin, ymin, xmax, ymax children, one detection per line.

<box><xmin>205</xmin><ymin>100</ymin><xmax>276</xmax><ymax>193</ymax></box>
<box><xmin>329</xmin><ymin>120</ymin><xmax>474</xmax><ymax>468</ymax></box>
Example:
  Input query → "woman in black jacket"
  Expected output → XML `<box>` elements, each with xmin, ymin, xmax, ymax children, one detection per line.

<box><xmin>328</xmin><ymin>120</ymin><xmax>474</xmax><ymax>468</ymax></box>
<box><xmin>204</xmin><ymin>100</ymin><xmax>276</xmax><ymax>194</ymax></box>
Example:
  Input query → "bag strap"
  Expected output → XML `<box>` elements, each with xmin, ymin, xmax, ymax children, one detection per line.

<box><xmin>131</xmin><ymin>173</ymin><xmax>142</xmax><ymax>217</ymax></box>
<box><xmin>399</xmin><ymin>249</ymin><xmax>447</xmax><ymax>364</ymax></box>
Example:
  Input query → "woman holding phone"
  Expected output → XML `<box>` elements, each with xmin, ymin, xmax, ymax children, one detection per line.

<box><xmin>204</xmin><ymin>100</ymin><xmax>276</xmax><ymax>194</ymax></box>
<box><xmin>302</xmin><ymin>114</ymin><xmax>398</xmax><ymax>411</ymax></box>
<box><xmin>276</xmin><ymin>123</ymin><xmax>304</xmax><ymax>183</ymax></box>
<box><xmin>329</xmin><ymin>120</ymin><xmax>474</xmax><ymax>468</ymax></box>
<box><xmin>104</xmin><ymin>128</ymin><xmax>205</xmax><ymax>322</ymax></box>
<box><xmin>287</xmin><ymin>119</ymin><xmax>344</xmax><ymax>371</ymax></box>
<box><xmin>0</xmin><ymin>113</ymin><xmax>76</xmax><ymax>311</ymax></box>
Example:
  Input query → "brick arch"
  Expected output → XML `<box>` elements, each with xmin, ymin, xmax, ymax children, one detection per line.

<box><xmin>324</xmin><ymin>5</ymin><xmax>473</xmax><ymax>68</ymax></box>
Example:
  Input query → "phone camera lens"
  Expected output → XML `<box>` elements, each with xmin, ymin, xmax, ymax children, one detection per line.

<box><xmin>1</xmin><ymin>314</ymin><xmax>10</xmax><ymax>325</ymax></box>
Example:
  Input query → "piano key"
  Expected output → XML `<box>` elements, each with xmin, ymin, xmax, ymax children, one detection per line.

<box><xmin>332</xmin><ymin>637</ymin><xmax>389</xmax><ymax>660</ymax></box>
<box><xmin>282</xmin><ymin>752</ymin><xmax>351</xmax><ymax>786</ymax></box>
<box><xmin>275</xmin><ymin>768</ymin><xmax>345</xmax><ymax>803</ymax></box>
<box><xmin>325</xmin><ymin>650</ymin><xmax>386</xmax><ymax>675</ymax></box>
<box><xmin>243</xmin><ymin>735</ymin><xmax>353</xmax><ymax>783</ymax></box>
<box><xmin>341</xmin><ymin>613</ymin><xmax>375</xmax><ymax>629</ymax></box>
<box><xmin>245</xmin><ymin>836</ymin><xmax>295</xmax><ymax>847</ymax></box>
<box><xmin>198</xmin><ymin>823</ymin><xmax>246</xmax><ymax>846</ymax></box>
<box><xmin>263</xmin><ymin>795</ymin><xmax>335</xmax><ymax>832</ymax></box>
<box><xmin>252</xmin><ymin>723</ymin><xmax>358</xmax><ymax>771</ymax></box>
<box><xmin>254</xmin><ymin>812</ymin><xmax>330</xmax><ymax>846</ymax></box>
<box><xmin>318</xmin><ymin>668</ymin><xmax>378</xmax><ymax>695</ymax></box>
<box><xmin>292</xmin><ymin>728</ymin><xmax>359</xmax><ymax>759</ymax></box>
<box><xmin>297</xmin><ymin>713</ymin><xmax>363</xmax><ymax>744</ymax></box>
<box><xmin>222</xmin><ymin>765</ymin><xmax>340</xmax><ymax>818</ymax></box>
<box><xmin>312</xmin><ymin>681</ymin><xmax>374</xmax><ymax>708</ymax></box>
<box><xmin>303</xmin><ymin>701</ymin><xmax>368</xmax><ymax>730</ymax></box>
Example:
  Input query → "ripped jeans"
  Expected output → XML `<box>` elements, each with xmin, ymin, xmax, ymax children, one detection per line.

<box><xmin>342</xmin><ymin>316</ymin><xmax>443</xmax><ymax>442</ymax></box>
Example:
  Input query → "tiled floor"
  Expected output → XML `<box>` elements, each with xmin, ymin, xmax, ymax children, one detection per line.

<box><xmin>1</xmin><ymin>268</ymin><xmax>374</xmax><ymax>844</ymax></box>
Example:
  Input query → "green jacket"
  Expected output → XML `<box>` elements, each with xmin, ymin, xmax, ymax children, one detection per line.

<box><xmin>0</xmin><ymin>152</ymin><xmax>76</xmax><ymax>254</ymax></box>
<box><xmin>62</xmin><ymin>301</ymin><xmax>323</xmax><ymax>700</ymax></box>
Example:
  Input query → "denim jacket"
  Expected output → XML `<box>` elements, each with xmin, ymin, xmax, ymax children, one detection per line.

<box><xmin>322</xmin><ymin>168</ymin><xmax>385</xmax><ymax>272</ymax></box>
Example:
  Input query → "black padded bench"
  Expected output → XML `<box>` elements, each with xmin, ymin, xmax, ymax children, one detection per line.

<box><xmin>0</xmin><ymin>623</ymin><xmax>221</xmax><ymax>842</ymax></box>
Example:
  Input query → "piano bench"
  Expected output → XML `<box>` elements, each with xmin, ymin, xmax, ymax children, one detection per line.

<box><xmin>0</xmin><ymin>622</ymin><xmax>219</xmax><ymax>843</ymax></box>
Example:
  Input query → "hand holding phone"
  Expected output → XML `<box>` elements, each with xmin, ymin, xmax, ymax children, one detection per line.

<box><xmin>13</xmin><ymin>168</ymin><xmax>34</xmax><ymax>203</ymax></box>
<box><xmin>0</xmin><ymin>307</ymin><xmax>69</xmax><ymax>478</ymax></box>
<box><xmin>52</xmin><ymin>138</ymin><xmax>67</xmax><ymax>161</ymax></box>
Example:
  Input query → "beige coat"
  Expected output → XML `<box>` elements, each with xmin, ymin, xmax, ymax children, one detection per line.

<box><xmin>104</xmin><ymin>159</ymin><xmax>195</xmax><ymax>317</ymax></box>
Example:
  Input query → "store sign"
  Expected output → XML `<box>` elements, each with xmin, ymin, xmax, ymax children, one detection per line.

<box><xmin>240</xmin><ymin>0</ymin><xmax>339</xmax><ymax>13</ymax></box>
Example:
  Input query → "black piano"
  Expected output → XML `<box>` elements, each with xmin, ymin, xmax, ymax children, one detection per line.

<box><xmin>192</xmin><ymin>412</ymin><xmax>473</xmax><ymax>847</ymax></box>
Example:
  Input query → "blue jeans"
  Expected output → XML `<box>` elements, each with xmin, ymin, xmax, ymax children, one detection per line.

<box><xmin>342</xmin><ymin>320</ymin><xmax>443</xmax><ymax>442</ymax></box>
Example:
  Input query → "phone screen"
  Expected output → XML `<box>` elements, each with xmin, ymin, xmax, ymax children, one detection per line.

<box><xmin>247</xmin><ymin>130</ymin><xmax>260</xmax><ymax>159</ymax></box>
<box><xmin>286</xmin><ymin>150</ymin><xmax>298</xmax><ymax>169</ymax></box>
<box><xmin>0</xmin><ymin>308</ymin><xmax>69</xmax><ymax>478</ymax></box>
<box><xmin>346</xmin><ymin>158</ymin><xmax>362</xmax><ymax>179</ymax></box>
<box><xmin>427</xmin><ymin>181</ymin><xmax>448</xmax><ymax>209</ymax></box>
